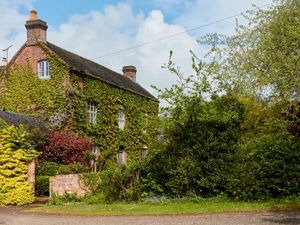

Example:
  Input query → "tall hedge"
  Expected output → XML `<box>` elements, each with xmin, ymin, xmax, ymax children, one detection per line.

<box><xmin>0</xmin><ymin>126</ymin><xmax>40</xmax><ymax>205</ymax></box>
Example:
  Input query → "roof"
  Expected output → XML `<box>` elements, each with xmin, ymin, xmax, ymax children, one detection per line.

<box><xmin>43</xmin><ymin>42</ymin><xmax>156</xmax><ymax>100</ymax></box>
<box><xmin>0</xmin><ymin>110</ymin><xmax>43</xmax><ymax>129</ymax></box>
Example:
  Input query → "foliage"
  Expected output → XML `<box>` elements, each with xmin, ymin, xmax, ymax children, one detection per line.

<box><xmin>36</xmin><ymin>176</ymin><xmax>50</xmax><ymax>196</ymax></box>
<box><xmin>0</xmin><ymin>61</ymin><xmax>69</xmax><ymax>123</ymax></box>
<box><xmin>228</xmin><ymin>118</ymin><xmax>300</xmax><ymax>200</ymax></box>
<box><xmin>0</xmin><ymin>118</ymin><xmax>7</xmax><ymax>130</ymax></box>
<box><xmin>49</xmin><ymin>193</ymin><xmax>82</xmax><ymax>205</ymax></box>
<box><xmin>219</xmin><ymin>0</ymin><xmax>300</xmax><ymax>103</ymax></box>
<box><xmin>36</xmin><ymin>161</ymin><xmax>88</xmax><ymax>176</ymax></box>
<box><xmin>40</xmin><ymin>130</ymin><xmax>93</xmax><ymax>164</ymax></box>
<box><xmin>79</xmin><ymin>172</ymin><xmax>102</xmax><ymax>195</ymax></box>
<box><xmin>0</xmin><ymin>42</ymin><xmax>158</xmax><ymax>168</ymax></box>
<box><xmin>0</xmin><ymin>126</ymin><xmax>40</xmax><ymax>205</ymax></box>
<box><xmin>217</xmin><ymin>0</ymin><xmax>300</xmax><ymax>200</ymax></box>
<box><xmin>145</xmin><ymin>0</ymin><xmax>300</xmax><ymax>201</ymax></box>
<box><xmin>143</xmin><ymin>94</ymin><xmax>244</xmax><ymax>197</ymax></box>
<box><xmin>80</xmin><ymin>162</ymin><xmax>141</xmax><ymax>203</ymax></box>
<box><xmin>72</xmin><ymin>73</ymin><xmax>158</xmax><ymax>170</ymax></box>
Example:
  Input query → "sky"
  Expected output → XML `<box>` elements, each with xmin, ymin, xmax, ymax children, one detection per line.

<box><xmin>0</xmin><ymin>0</ymin><xmax>273</xmax><ymax>98</ymax></box>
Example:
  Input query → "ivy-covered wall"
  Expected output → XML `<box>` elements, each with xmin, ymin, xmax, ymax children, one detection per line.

<box><xmin>72</xmin><ymin>74</ymin><xmax>158</xmax><ymax>168</ymax></box>
<box><xmin>0</xmin><ymin>43</ymin><xmax>158</xmax><ymax>168</ymax></box>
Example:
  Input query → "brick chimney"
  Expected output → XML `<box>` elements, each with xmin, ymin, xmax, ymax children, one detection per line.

<box><xmin>25</xmin><ymin>10</ymin><xmax>48</xmax><ymax>45</ymax></box>
<box><xmin>122</xmin><ymin>65</ymin><xmax>137</xmax><ymax>82</ymax></box>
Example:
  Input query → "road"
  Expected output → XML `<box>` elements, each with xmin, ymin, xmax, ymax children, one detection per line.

<box><xmin>0</xmin><ymin>206</ymin><xmax>299</xmax><ymax>225</ymax></box>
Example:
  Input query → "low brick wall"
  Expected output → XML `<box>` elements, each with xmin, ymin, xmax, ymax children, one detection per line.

<box><xmin>50</xmin><ymin>174</ymin><xmax>87</xmax><ymax>197</ymax></box>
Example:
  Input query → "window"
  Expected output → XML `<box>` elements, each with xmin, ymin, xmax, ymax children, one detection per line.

<box><xmin>118</xmin><ymin>105</ymin><xmax>125</xmax><ymax>129</ymax></box>
<box><xmin>92</xmin><ymin>145</ymin><xmax>98</xmax><ymax>156</ymax></box>
<box><xmin>38</xmin><ymin>60</ymin><xmax>50</xmax><ymax>79</ymax></box>
<box><xmin>87</xmin><ymin>102</ymin><xmax>97</xmax><ymax>124</ymax></box>
<box><xmin>117</xmin><ymin>151</ymin><xmax>126</xmax><ymax>164</ymax></box>
<box><xmin>141</xmin><ymin>146</ymin><xmax>148</xmax><ymax>161</ymax></box>
<box><xmin>91</xmin><ymin>145</ymin><xmax>99</xmax><ymax>172</ymax></box>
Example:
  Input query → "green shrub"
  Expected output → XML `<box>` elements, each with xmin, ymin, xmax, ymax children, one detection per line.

<box><xmin>80</xmin><ymin>162</ymin><xmax>141</xmax><ymax>203</ymax></box>
<box><xmin>36</xmin><ymin>161</ymin><xmax>88</xmax><ymax>176</ymax></box>
<box><xmin>49</xmin><ymin>193</ymin><xmax>82</xmax><ymax>205</ymax></box>
<box><xmin>228</xmin><ymin>120</ymin><xmax>300</xmax><ymax>200</ymax></box>
<box><xmin>79</xmin><ymin>172</ymin><xmax>101</xmax><ymax>194</ymax></box>
<box><xmin>35</xmin><ymin>176</ymin><xmax>50</xmax><ymax>196</ymax></box>
<box><xmin>142</xmin><ymin>95</ymin><xmax>244</xmax><ymax>198</ymax></box>
<box><xmin>0</xmin><ymin>118</ymin><xmax>7</xmax><ymax>130</ymax></box>
<box><xmin>84</xmin><ymin>192</ymin><xmax>106</xmax><ymax>204</ymax></box>
<box><xmin>0</xmin><ymin>126</ymin><xmax>40</xmax><ymax>205</ymax></box>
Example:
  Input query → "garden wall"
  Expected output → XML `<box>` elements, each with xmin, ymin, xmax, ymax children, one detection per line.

<box><xmin>49</xmin><ymin>174</ymin><xmax>86</xmax><ymax>197</ymax></box>
<box><xmin>27</xmin><ymin>160</ymin><xmax>35</xmax><ymax>192</ymax></box>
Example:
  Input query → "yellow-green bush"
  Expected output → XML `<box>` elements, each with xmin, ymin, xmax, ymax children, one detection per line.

<box><xmin>0</xmin><ymin>126</ymin><xmax>40</xmax><ymax>205</ymax></box>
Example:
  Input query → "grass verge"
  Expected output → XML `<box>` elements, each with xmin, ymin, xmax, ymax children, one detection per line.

<box><xmin>26</xmin><ymin>197</ymin><xmax>300</xmax><ymax>216</ymax></box>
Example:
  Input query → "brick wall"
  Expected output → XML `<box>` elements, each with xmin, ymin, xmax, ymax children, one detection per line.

<box><xmin>12</xmin><ymin>45</ymin><xmax>48</xmax><ymax>75</ymax></box>
<box><xmin>27</xmin><ymin>160</ymin><xmax>36</xmax><ymax>192</ymax></box>
<box><xmin>50</xmin><ymin>174</ymin><xmax>87</xmax><ymax>197</ymax></box>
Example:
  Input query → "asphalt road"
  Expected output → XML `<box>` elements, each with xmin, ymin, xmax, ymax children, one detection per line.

<box><xmin>0</xmin><ymin>206</ymin><xmax>299</xmax><ymax>225</ymax></box>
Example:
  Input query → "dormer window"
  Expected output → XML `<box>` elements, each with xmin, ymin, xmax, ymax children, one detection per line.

<box><xmin>38</xmin><ymin>60</ymin><xmax>50</xmax><ymax>79</ymax></box>
<box><xmin>118</xmin><ymin>105</ymin><xmax>125</xmax><ymax>129</ymax></box>
<box><xmin>87</xmin><ymin>102</ymin><xmax>97</xmax><ymax>124</ymax></box>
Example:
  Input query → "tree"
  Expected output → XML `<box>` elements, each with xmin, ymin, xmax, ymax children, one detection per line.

<box><xmin>144</xmin><ymin>51</ymin><xmax>244</xmax><ymax>197</ymax></box>
<box><xmin>222</xmin><ymin>0</ymin><xmax>300</xmax><ymax>103</ymax></box>
<box><xmin>41</xmin><ymin>130</ymin><xmax>93</xmax><ymax>165</ymax></box>
<box><xmin>218</xmin><ymin>0</ymin><xmax>300</xmax><ymax>199</ymax></box>
<box><xmin>145</xmin><ymin>0</ymin><xmax>300</xmax><ymax>199</ymax></box>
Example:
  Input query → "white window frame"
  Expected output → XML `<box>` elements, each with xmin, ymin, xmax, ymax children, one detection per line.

<box><xmin>92</xmin><ymin>145</ymin><xmax>98</xmax><ymax>155</ymax></box>
<box><xmin>117</xmin><ymin>151</ymin><xmax>126</xmax><ymax>164</ymax></box>
<box><xmin>88</xmin><ymin>102</ymin><xmax>97</xmax><ymax>124</ymax></box>
<box><xmin>141</xmin><ymin>146</ymin><xmax>148</xmax><ymax>160</ymax></box>
<box><xmin>118</xmin><ymin>105</ymin><xmax>126</xmax><ymax>129</ymax></box>
<box><xmin>38</xmin><ymin>60</ymin><xmax>50</xmax><ymax>79</ymax></box>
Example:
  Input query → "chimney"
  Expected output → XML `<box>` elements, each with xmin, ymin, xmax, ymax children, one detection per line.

<box><xmin>25</xmin><ymin>10</ymin><xmax>48</xmax><ymax>45</ymax></box>
<box><xmin>122</xmin><ymin>65</ymin><xmax>137</xmax><ymax>82</ymax></box>
<box><xmin>0</xmin><ymin>58</ymin><xmax>7</xmax><ymax>66</ymax></box>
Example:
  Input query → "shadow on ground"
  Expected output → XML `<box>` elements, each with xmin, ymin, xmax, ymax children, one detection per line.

<box><xmin>263</xmin><ymin>211</ymin><xmax>300</xmax><ymax>225</ymax></box>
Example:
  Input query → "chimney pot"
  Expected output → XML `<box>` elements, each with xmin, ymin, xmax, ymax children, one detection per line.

<box><xmin>29</xmin><ymin>10</ymin><xmax>38</xmax><ymax>20</ymax></box>
<box><xmin>122</xmin><ymin>65</ymin><xmax>137</xmax><ymax>82</ymax></box>
<box><xmin>1</xmin><ymin>57</ymin><xmax>7</xmax><ymax>66</ymax></box>
<box><xmin>25</xmin><ymin>10</ymin><xmax>48</xmax><ymax>45</ymax></box>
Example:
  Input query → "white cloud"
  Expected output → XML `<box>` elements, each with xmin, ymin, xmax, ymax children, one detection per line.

<box><xmin>48</xmin><ymin>4</ymin><xmax>200</xmax><ymax>95</ymax></box>
<box><xmin>0</xmin><ymin>0</ymin><xmax>274</xmax><ymax>101</ymax></box>
<box><xmin>0</xmin><ymin>1</ymin><xmax>30</xmax><ymax>60</ymax></box>
<box><xmin>175</xmin><ymin>0</ymin><xmax>272</xmax><ymax>35</ymax></box>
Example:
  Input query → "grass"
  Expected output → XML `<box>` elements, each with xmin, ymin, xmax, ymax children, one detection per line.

<box><xmin>26</xmin><ymin>196</ymin><xmax>300</xmax><ymax>216</ymax></box>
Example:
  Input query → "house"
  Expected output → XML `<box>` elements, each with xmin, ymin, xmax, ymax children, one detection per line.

<box><xmin>0</xmin><ymin>10</ymin><xmax>158</xmax><ymax>168</ymax></box>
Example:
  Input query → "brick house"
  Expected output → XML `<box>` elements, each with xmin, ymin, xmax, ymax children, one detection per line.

<box><xmin>0</xmin><ymin>11</ymin><xmax>158</xmax><ymax>168</ymax></box>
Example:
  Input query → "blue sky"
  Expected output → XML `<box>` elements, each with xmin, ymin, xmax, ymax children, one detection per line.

<box><xmin>1</xmin><ymin>0</ymin><xmax>273</xmax><ymax>95</ymax></box>
<box><xmin>30</xmin><ymin>0</ymin><xmax>189</xmax><ymax>27</ymax></box>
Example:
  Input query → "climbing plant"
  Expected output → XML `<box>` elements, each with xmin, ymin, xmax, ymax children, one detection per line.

<box><xmin>0</xmin><ymin>126</ymin><xmax>40</xmax><ymax>205</ymax></box>
<box><xmin>0</xmin><ymin>42</ymin><xmax>158</xmax><ymax>169</ymax></box>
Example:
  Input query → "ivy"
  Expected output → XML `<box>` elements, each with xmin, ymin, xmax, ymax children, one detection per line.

<box><xmin>0</xmin><ymin>43</ymin><xmax>158</xmax><ymax>169</ymax></box>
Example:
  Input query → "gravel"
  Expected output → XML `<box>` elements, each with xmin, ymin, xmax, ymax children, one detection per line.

<box><xmin>0</xmin><ymin>206</ymin><xmax>299</xmax><ymax>225</ymax></box>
